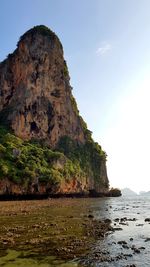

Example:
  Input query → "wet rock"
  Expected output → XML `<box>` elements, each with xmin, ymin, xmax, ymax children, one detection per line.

<box><xmin>127</xmin><ymin>218</ymin><xmax>137</xmax><ymax>221</ymax></box>
<box><xmin>115</xmin><ymin>253</ymin><xmax>127</xmax><ymax>261</ymax></box>
<box><xmin>104</xmin><ymin>218</ymin><xmax>111</xmax><ymax>223</ymax></box>
<box><xmin>145</xmin><ymin>218</ymin><xmax>150</xmax><ymax>222</ymax></box>
<box><xmin>113</xmin><ymin>227</ymin><xmax>123</xmax><ymax>231</ymax></box>
<box><xmin>144</xmin><ymin>238</ymin><xmax>150</xmax><ymax>242</ymax></box>
<box><xmin>122</xmin><ymin>244</ymin><xmax>129</xmax><ymax>249</ymax></box>
<box><xmin>131</xmin><ymin>246</ymin><xmax>140</xmax><ymax>253</ymax></box>
<box><xmin>118</xmin><ymin>240</ymin><xmax>127</xmax><ymax>245</ymax></box>
<box><xmin>88</xmin><ymin>214</ymin><xmax>94</xmax><ymax>219</ymax></box>
<box><xmin>124</xmin><ymin>254</ymin><xmax>133</xmax><ymax>257</ymax></box>
<box><xmin>119</xmin><ymin>222</ymin><xmax>128</xmax><ymax>226</ymax></box>
<box><xmin>114</xmin><ymin>218</ymin><xmax>119</xmax><ymax>222</ymax></box>
<box><xmin>120</xmin><ymin>217</ymin><xmax>127</xmax><ymax>222</ymax></box>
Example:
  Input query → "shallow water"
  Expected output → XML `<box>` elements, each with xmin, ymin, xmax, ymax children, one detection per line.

<box><xmin>0</xmin><ymin>196</ymin><xmax>149</xmax><ymax>267</ymax></box>
<box><xmin>81</xmin><ymin>196</ymin><xmax>150</xmax><ymax>266</ymax></box>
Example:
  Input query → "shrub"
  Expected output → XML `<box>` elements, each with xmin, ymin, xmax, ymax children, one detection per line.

<box><xmin>17</xmin><ymin>25</ymin><xmax>60</xmax><ymax>47</ymax></box>
<box><xmin>63</xmin><ymin>60</ymin><xmax>69</xmax><ymax>77</ymax></box>
<box><xmin>0</xmin><ymin>125</ymin><xmax>108</xmax><ymax>190</ymax></box>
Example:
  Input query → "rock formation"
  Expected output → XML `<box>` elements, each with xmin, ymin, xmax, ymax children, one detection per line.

<box><xmin>0</xmin><ymin>25</ymin><xmax>109</xmax><ymax>197</ymax></box>
<box><xmin>0</xmin><ymin>26</ymin><xmax>85</xmax><ymax>147</ymax></box>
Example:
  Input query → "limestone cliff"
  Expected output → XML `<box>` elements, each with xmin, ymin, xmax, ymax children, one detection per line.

<box><xmin>0</xmin><ymin>26</ymin><xmax>85</xmax><ymax>147</ymax></box>
<box><xmin>0</xmin><ymin>25</ymin><xmax>109</xmax><ymax>197</ymax></box>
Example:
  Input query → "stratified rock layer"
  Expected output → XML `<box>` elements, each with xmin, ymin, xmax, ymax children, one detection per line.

<box><xmin>0</xmin><ymin>26</ymin><xmax>109</xmax><ymax>196</ymax></box>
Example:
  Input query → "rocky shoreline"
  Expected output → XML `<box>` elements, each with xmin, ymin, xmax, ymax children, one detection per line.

<box><xmin>0</xmin><ymin>199</ymin><xmax>114</xmax><ymax>264</ymax></box>
<box><xmin>0</xmin><ymin>188</ymin><xmax>121</xmax><ymax>201</ymax></box>
<box><xmin>0</xmin><ymin>197</ymin><xmax>149</xmax><ymax>267</ymax></box>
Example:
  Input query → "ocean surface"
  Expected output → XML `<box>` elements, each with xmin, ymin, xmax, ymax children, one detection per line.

<box><xmin>0</xmin><ymin>196</ymin><xmax>149</xmax><ymax>267</ymax></box>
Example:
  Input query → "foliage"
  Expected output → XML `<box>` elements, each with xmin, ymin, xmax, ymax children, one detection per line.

<box><xmin>57</xmin><ymin>136</ymin><xmax>108</xmax><ymax>187</ymax></box>
<box><xmin>17</xmin><ymin>25</ymin><xmax>59</xmax><ymax>46</ymax></box>
<box><xmin>79</xmin><ymin>116</ymin><xmax>92</xmax><ymax>141</ymax></box>
<box><xmin>70</xmin><ymin>95</ymin><xmax>79</xmax><ymax>115</ymax></box>
<box><xmin>0</xmin><ymin>123</ymin><xmax>108</xmax><ymax>190</ymax></box>
<box><xmin>0</xmin><ymin>127</ymin><xmax>82</xmax><ymax>188</ymax></box>
<box><xmin>63</xmin><ymin>60</ymin><xmax>69</xmax><ymax>77</ymax></box>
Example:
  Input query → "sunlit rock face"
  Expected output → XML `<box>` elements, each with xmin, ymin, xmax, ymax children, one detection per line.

<box><xmin>0</xmin><ymin>26</ymin><xmax>85</xmax><ymax>147</ymax></box>
<box><xmin>0</xmin><ymin>26</ymin><xmax>109</xmax><ymax>196</ymax></box>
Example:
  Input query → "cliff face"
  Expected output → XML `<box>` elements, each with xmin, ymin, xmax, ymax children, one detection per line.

<box><xmin>0</xmin><ymin>26</ymin><xmax>109</xmax><ymax>197</ymax></box>
<box><xmin>0</xmin><ymin>26</ymin><xmax>85</xmax><ymax>147</ymax></box>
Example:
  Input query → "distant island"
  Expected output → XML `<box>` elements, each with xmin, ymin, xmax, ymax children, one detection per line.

<box><xmin>121</xmin><ymin>188</ymin><xmax>137</xmax><ymax>196</ymax></box>
<box><xmin>121</xmin><ymin>188</ymin><xmax>150</xmax><ymax>197</ymax></box>
<box><xmin>139</xmin><ymin>191</ymin><xmax>150</xmax><ymax>196</ymax></box>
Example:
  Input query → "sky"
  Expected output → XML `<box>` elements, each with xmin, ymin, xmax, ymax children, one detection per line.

<box><xmin>0</xmin><ymin>0</ymin><xmax>150</xmax><ymax>193</ymax></box>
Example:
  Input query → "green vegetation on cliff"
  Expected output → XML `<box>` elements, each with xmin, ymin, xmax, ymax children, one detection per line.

<box><xmin>17</xmin><ymin>25</ymin><xmax>61</xmax><ymax>47</ymax></box>
<box><xmin>57</xmin><ymin>136</ymin><xmax>107</xmax><ymax>186</ymax></box>
<box><xmin>0</xmin><ymin>127</ymin><xmax>62</xmax><ymax>189</ymax></box>
<box><xmin>0</xmin><ymin>25</ymin><xmax>109</xmax><ymax>195</ymax></box>
<box><xmin>0</xmin><ymin>126</ymin><xmax>108</xmax><ymax>193</ymax></box>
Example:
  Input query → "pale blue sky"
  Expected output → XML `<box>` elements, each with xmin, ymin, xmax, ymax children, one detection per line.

<box><xmin>1</xmin><ymin>0</ymin><xmax>150</xmax><ymax>192</ymax></box>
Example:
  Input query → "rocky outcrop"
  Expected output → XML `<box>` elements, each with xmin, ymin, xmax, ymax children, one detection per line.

<box><xmin>0</xmin><ymin>25</ymin><xmax>109</xmax><ymax>197</ymax></box>
<box><xmin>0</xmin><ymin>26</ymin><xmax>85</xmax><ymax>147</ymax></box>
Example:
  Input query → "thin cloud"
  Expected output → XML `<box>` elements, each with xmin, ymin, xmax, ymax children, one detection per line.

<box><xmin>97</xmin><ymin>42</ymin><xmax>112</xmax><ymax>56</ymax></box>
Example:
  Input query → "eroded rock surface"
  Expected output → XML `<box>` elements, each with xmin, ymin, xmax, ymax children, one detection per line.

<box><xmin>0</xmin><ymin>26</ymin><xmax>85</xmax><ymax>147</ymax></box>
<box><xmin>0</xmin><ymin>26</ymin><xmax>109</xmax><ymax>196</ymax></box>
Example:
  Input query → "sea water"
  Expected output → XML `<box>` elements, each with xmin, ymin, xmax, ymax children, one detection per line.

<box><xmin>80</xmin><ymin>195</ymin><xmax>150</xmax><ymax>266</ymax></box>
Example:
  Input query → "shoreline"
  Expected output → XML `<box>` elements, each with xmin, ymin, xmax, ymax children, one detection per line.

<box><xmin>0</xmin><ymin>190</ymin><xmax>121</xmax><ymax>201</ymax></box>
<box><xmin>0</xmin><ymin>197</ymin><xmax>149</xmax><ymax>266</ymax></box>
<box><xmin>0</xmin><ymin>198</ymin><xmax>113</xmax><ymax>263</ymax></box>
